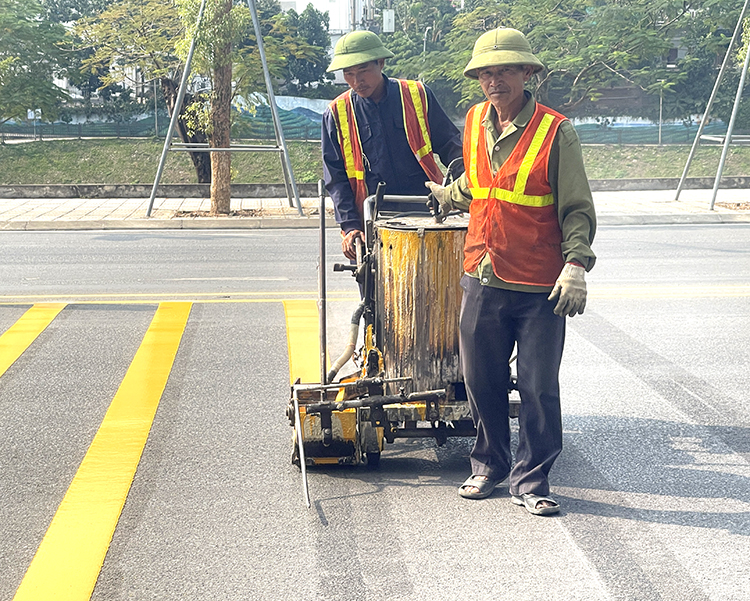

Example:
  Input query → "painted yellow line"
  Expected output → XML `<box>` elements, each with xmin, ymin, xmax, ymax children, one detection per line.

<box><xmin>0</xmin><ymin>304</ymin><xmax>65</xmax><ymax>377</ymax></box>
<box><xmin>283</xmin><ymin>299</ymin><xmax>326</xmax><ymax>386</ymax></box>
<box><xmin>0</xmin><ymin>290</ymin><xmax>351</xmax><ymax>300</ymax></box>
<box><xmin>13</xmin><ymin>302</ymin><xmax>192</xmax><ymax>601</ymax></box>
<box><xmin>1</xmin><ymin>285</ymin><xmax>749</xmax><ymax>305</ymax></box>
<box><xmin>0</xmin><ymin>296</ymin><xmax>358</xmax><ymax>307</ymax></box>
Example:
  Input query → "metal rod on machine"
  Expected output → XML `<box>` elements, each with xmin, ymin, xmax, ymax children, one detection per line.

<box><xmin>147</xmin><ymin>0</ymin><xmax>207</xmax><ymax>217</ymax></box>
<box><xmin>710</xmin><ymin>30</ymin><xmax>750</xmax><ymax>210</ymax></box>
<box><xmin>381</xmin><ymin>195</ymin><xmax>429</xmax><ymax>203</ymax></box>
<box><xmin>293</xmin><ymin>389</ymin><xmax>311</xmax><ymax>508</ymax></box>
<box><xmin>676</xmin><ymin>0</ymin><xmax>750</xmax><ymax>201</ymax></box>
<box><xmin>318</xmin><ymin>180</ymin><xmax>327</xmax><ymax>386</ymax></box>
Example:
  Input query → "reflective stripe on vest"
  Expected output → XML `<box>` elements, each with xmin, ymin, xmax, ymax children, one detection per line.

<box><xmin>397</xmin><ymin>80</ymin><xmax>443</xmax><ymax>183</ymax></box>
<box><xmin>329</xmin><ymin>80</ymin><xmax>442</xmax><ymax>216</ymax></box>
<box><xmin>463</xmin><ymin>101</ymin><xmax>566</xmax><ymax>287</ymax></box>
<box><xmin>329</xmin><ymin>90</ymin><xmax>368</xmax><ymax>214</ymax></box>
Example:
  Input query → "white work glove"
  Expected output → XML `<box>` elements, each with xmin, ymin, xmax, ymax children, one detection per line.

<box><xmin>548</xmin><ymin>262</ymin><xmax>587</xmax><ymax>317</ymax></box>
<box><xmin>424</xmin><ymin>181</ymin><xmax>452</xmax><ymax>219</ymax></box>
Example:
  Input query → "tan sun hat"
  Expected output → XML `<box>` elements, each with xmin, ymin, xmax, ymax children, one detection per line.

<box><xmin>463</xmin><ymin>28</ymin><xmax>544</xmax><ymax>80</ymax></box>
<box><xmin>327</xmin><ymin>31</ymin><xmax>395</xmax><ymax>72</ymax></box>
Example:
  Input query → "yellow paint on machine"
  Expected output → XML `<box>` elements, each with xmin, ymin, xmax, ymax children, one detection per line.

<box><xmin>0</xmin><ymin>304</ymin><xmax>65</xmax><ymax>377</ymax></box>
<box><xmin>377</xmin><ymin>224</ymin><xmax>465</xmax><ymax>393</ymax></box>
<box><xmin>282</xmin><ymin>300</ymin><xmax>357</xmax><ymax>455</ymax></box>
<box><xmin>283</xmin><ymin>299</ymin><xmax>324</xmax><ymax>386</ymax></box>
<box><xmin>13</xmin><ymin>302</ymin><xmax>192</xmax><ymax>601</ymax></box>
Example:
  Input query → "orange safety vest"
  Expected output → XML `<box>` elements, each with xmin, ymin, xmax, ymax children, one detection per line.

<box><xmin>463</xmin><ymin>101</ymin><xmax>566</xmax><ymax>287</ymax></box>
<box><xmin>329</xmin><ymin>79</ymin><xmax>444</xmax><ymax>216</ymax></box>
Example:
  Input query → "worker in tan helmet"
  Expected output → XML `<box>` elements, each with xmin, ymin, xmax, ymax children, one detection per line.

<box><xmin>322</xmin><ymin>30</ymin><xmax>463</xmax><ymax>260</ymax></box>
<box><xmin>426</xmin><ymin>28</ymin><xmax>596</xmax><ymax>515</ymax></box>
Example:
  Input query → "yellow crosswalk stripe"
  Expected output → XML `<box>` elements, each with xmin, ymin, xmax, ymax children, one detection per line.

<box><xmin>12</xmin><ymin>302</ymin><xmax>192</xmax><ymax>601</ymax></box>
<box><xmin>0</xmin><ymin>304</ymin><xmax>65</xmax><ymax>377</ymax></box>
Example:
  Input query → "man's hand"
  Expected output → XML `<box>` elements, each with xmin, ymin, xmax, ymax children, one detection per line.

<box><xmin>547</xmin><ymin>262</ymin><xmax>587</xmax><ymax>317</ymax></box>
<box><xmin>341</xmin><ymin>229</ymin><xmax>365</xmax><ymax>261</ymax></box>
<box><xmin>425</xmin><ymin>181</ymin><xmax>452</xmax><ymax>220</ymax></box>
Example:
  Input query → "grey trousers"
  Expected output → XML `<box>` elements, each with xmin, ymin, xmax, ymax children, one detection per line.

<box><xmin>459</xmin><ymin>275</ymin><xmax>565</xmax><ymax>496</ymax></box>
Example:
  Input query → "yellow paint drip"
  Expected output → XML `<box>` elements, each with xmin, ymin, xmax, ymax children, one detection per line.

<box><xmin>377</xmin><ymin>223</ymin><xmax>465</xmax><ymax>393</ymax></box>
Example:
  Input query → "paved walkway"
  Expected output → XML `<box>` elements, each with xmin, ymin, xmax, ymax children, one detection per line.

<box><xmin>1</xmin><ymin>188</ymin><xmax>750</xmax><ymax>230</ymax></box>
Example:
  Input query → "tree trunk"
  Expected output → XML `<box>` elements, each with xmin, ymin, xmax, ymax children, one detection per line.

<box><xmin>161</xmin><ymin>77</ymin><xmax>212</xmax><ymax>184</ymax></box>
<box><xmin>209</xmin><ymin>35</ymin><xmax>233</xmax><ymax>215</ymax></box>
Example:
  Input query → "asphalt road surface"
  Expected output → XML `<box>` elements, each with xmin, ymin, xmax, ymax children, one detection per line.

<box><xmin>1</xmin><ymin>224</ymin><xmax>749</xmax><ymax>601</ymax></box>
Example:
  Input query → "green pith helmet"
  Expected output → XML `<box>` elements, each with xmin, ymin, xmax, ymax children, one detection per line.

<box><xmin>327</xmin><ymin>30</ymin><xmax>395</xmax><ymax>72</ymax></box>
<box><xmin>463</xmin><ymin>28</ymin><xmax>544</xmax><ymax>80</ymax></box>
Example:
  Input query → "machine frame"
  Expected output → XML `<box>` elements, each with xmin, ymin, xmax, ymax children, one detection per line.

<box><xmin>287</xmin><ymin>183</ymin><xmax>518</xmax><ymax>507</ymax></box>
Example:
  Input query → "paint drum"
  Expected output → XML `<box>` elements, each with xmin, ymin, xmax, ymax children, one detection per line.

<box><xmin>374</xmin><ymin>214</ymin><xmax>469</xmax><ymax>395</ymax></box>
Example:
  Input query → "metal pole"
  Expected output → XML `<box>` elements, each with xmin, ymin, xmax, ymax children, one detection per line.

<box><xmin>154</xmin><ymin>78</ymin><xmax>159</xmax><ymax>137</ymax></box>
<box><xmin>146</xmin><ymin>0</ymin><xmax>208</xmax><ymax>217</ymax></box>
<box><xmin>318</xmin><ymin>180</ymin><xmax>327</xmax><ymax>387</ymax></box>
<box><xmin>245</xmin><ymin>0</ymin><xmax>303</xmax><ymax>216</ymax></box>
<box><xmin>658</xmin><ymin>87</ymin><xmax>663</xmax><ymax>146</ymax></box>
<box><xmin>710</xmin><ymin>31</ymin><xmax>750</xmax><ymax>210</ymax></box>
<box><xmin>293</xmin><ymin>390</ymin><xmax>311</xmax><ymax>508</ymax></box>
<box><xmin>676</xmin><ymin>0</ymin><xmax>750</xmax><ymax>200</ymax></box>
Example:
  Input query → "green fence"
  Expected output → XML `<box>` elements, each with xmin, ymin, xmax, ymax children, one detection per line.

<box><xmin>0</xmin><ymin>111</ymin><xmax>729</xmax><ymax>145</ymax></box>
<box><xmin>0</xmin><ymin>118</ymin><xmax>166</xmax><ymax>141</ymax></box>
<box><xmin>0</xmin><ymin>104</ymin><xmax>321</xmax><ymax>142</ymax></box>
<box><xmin>574</xmin><ymin>121</ymin><xmax>728</xmax><ymax>145</ymax></box>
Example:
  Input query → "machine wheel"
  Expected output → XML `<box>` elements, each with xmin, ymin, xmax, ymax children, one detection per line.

<box><xmin>366</xmin><ymin>451</ymin><xmax>381</xmax><ymax>470</ymax></box>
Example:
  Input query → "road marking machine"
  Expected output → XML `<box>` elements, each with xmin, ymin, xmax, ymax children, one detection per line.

<box><xmin>288</xmin><ymin>181</ymin><xmax>519</xmax><ymax>507</ymax></box>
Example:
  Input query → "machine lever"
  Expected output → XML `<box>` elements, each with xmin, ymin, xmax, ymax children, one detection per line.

<box><xmin>333</xmin><ymin>263</ymin><xmax>357</xmax><ymax>272</ymax></box>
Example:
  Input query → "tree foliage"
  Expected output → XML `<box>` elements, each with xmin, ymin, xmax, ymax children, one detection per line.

<box><xmin>232</xmin><ymin>9</ymin><xmax>322</xmax><ymax>99</ymax></box>
<box><xmin>0</xmin><ymin>0</ymin><xmax>68</xmax><ymax>125</ymax></box>
<box><xmin>378</xmin><ymin>0</ymin><xmax>745</xmax><ymax>122</ymax></box>
<box><xmin>74</xmin><ymin>0</ymin><xmax>183</xmax><ymax>84</ymax></box>
<box><xmin>6</xmin><ymin>0</ymin><xmax>747</xmax><ymax>141</ymax></box>
<box><xmin>40</xmin><ymin>0</ymin><xmax>109</xmax><ymax>22</ymax></box>
<box><xmin>710</xmin><ymin>12</ymin><xmax>750</xmax><ymax>130</ymax></box>
<box><xmin>283</xmin><ymin>3</ymin><xmax>333</xmax><ymax>95</ymax></box>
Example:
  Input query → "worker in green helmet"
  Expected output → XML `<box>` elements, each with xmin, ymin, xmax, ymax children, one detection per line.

<box><xmin>322</xmin><ymin>30</ymin><xmax>463</xmax><ymax>260</ymax></box>
<box><xmin>426</xmin><ymin>27</ymin><xmax>597</xmax><ymax>515</ymax></box>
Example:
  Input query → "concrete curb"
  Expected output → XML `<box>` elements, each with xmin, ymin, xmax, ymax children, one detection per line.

<box><xmin>2</xmin><ymin>177</ymin><xmax>750</xmax><ymax>199</ymax></box>
<box><xmin>0</xmin><ymin>217</ymin><xmax>339</xmax><ymax>231</ymax></box>
<box><xmin>3</xmin><ymin>214</ymin><xmax>749</xmax><ymax>231</ymax></box>
<box><xmin>0</xmin><ymin>183</ymin><xmax>321</xmax><ymax>200</ymax></box>
<box><xmin>597</xmin><ymin>213</ymin><xmax>750</xmax><ymax>226</ymax></box>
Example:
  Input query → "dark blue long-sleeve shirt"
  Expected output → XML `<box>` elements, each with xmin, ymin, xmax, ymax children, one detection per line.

<box><xmin>322</xmin><ymin>75</ymin><xmax>463</xmax><ymax>233</ymax></box>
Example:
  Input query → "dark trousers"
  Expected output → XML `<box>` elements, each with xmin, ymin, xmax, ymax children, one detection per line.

<box><xmin>459</xmin><ymin>275</ymin><xmax>565</xmax><ymax>496</ymax></box>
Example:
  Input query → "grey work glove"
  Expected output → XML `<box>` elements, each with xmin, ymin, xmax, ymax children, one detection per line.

<box><xmin>547</xmin><ymin>262</ymin><xmax>587</xmax><ymax>317</ymax></box>
<box><xmin>424</xmin><ymin>181</ymin><xmax>452</xmax><ymax>220</ymax></box>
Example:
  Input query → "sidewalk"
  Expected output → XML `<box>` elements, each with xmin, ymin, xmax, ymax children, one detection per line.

<box><xmin>1</xmin><ymin>188</ymin><xmax>750</xmax><ymax>230</ymax></box>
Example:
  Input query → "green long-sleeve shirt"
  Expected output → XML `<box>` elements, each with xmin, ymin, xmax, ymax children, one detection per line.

<box><xmin>443</xmin><ymin>93</ymin><xmax>597</xmax><ymax>293</ymax></box>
